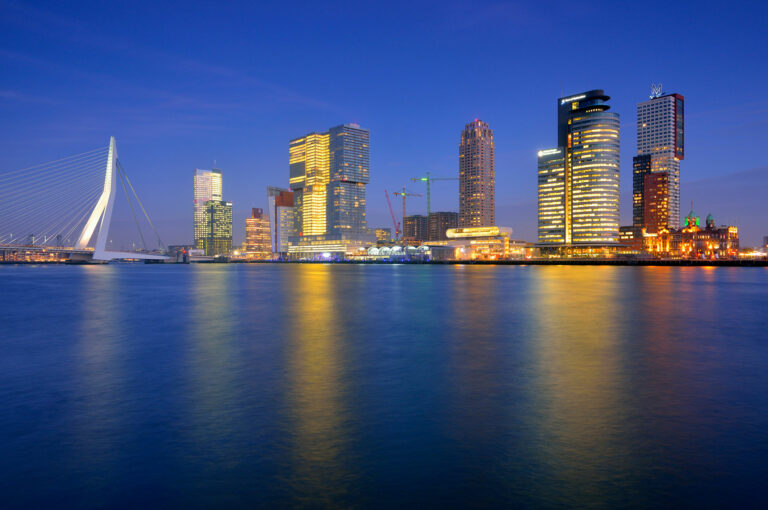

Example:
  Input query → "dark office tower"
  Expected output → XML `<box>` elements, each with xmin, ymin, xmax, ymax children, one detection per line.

<box><xmin>327</xmin><ymin>124</ymin><xmax>370</xmax><ymax>235</ymax></box>
<box><xmin>637</xmin><ymin>87</ymin><xmax>684</xmax><ymax>229</ymax></box>
<box><xmin>459</xmin><ymin>119</ymin><xmax>495</xmax><ymax>227</ymax></box>
<box><xmin>538</xmin><ymin>90</ymin><xmax>620</xmax><ymax>246</ymax></box>
<box><xmin>632</xmin><ymin>154</ymin><xmax>652</xmax><ymax>228</ymax></box>
<box><xmin>403</xmin><ymin>215</ymin><xmax>428</xmax><ymax>242</ymax></box>
<box><xmin>428</xmin><ymin>211</ymin><xmax>459</xmax><ymax>241</ymax></box>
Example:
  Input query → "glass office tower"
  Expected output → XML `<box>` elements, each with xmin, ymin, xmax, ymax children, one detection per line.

<box><xmin>202</xmin><ymin>199</ymin><xmax>232</xmax><ymax>256</ymax></box>
<box><xmin>537</xmin><ymin>90</ymin><xmax>620</xmax><ymax>246</ymax></box>
<box><xmin>537</xmin><ymin>148</ymin><xmax>566</xmax><ymax>244</ymax></box>
<box><xmin>327</xmin><ymin>124</ymin><xmax>370</xmax><ymax>235</ymax></box>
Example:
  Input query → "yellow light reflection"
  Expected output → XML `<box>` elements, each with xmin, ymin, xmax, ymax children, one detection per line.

<box><xmin>285</xmin><ymin>264</ymin><xmax>351</xmax><ymax>505</ymax></box>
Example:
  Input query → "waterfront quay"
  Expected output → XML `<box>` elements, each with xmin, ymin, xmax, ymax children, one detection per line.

<box><xmin>3</xmin><ymin>258</ymin><xmax>767</xmax><ymax>267</ymax></box>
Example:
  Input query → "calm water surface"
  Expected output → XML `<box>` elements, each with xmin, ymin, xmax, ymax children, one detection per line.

<box><xmin>1</xmin><ymin>264</ymin><xmax>768</xmax><ymax>508</ymax></box>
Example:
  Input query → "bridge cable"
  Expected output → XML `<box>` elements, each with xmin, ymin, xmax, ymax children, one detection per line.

<box><xmin>115</xmin><ymin>161</ymin><xmax>147</xmax><ymax>250</ymax></box>
<box><xmin>117</xmin><ymin>159</ymin><xmax>166</xmax><ymax>250</ymax></box>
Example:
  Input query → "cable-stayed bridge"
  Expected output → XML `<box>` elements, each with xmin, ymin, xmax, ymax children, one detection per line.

<box><xmin>0</xmin><ymin>137</ymin><xmax>167</xmax><ymax>262</ymax></box>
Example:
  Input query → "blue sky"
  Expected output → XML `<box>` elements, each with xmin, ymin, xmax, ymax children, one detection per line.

<box><xmin>1</xmin><ymin>0</ymin><xmax>767</xmax><ymax>246</ymax></box>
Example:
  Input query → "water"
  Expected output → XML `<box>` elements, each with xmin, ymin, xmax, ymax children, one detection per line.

<box><xmin>2</xmin><ymin>264</ymin><xmax>768</xmax><ymax>508</ymax></box>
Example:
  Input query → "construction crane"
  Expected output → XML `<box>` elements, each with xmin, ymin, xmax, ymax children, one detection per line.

<box><xmin>393</xmin><ymin>186</ymin><xmax>422</xmax><ymax>239</ymax></box>
<box><xmin>384</xmin><ymin>189</ymin><xmax>400</xmax><ymax>240</ymax></box>
<box><xmin>410</xmin><ymin>171</ymin><xmax>459</xmax><ymax>216</ymax></box>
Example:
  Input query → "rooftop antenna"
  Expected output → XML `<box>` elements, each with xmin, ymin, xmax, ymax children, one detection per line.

<box><xmin>650</xmin><ymin>83</ymin><xmax>663</xmax><ymax>99</ymax></box>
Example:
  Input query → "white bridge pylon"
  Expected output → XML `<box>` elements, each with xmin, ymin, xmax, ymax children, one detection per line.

<box><xmin>74</xmin><ymin>137</ymin><xmax>166</xmax><ymax>261</ymax></box>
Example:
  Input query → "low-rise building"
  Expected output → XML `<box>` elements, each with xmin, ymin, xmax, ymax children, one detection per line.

<box><xmin>645</xmin><ymin>211</ymin><xmax>739</xmax><ymax>258</ymax></box>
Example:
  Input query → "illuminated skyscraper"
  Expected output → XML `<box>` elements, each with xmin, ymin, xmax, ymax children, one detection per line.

<box><xmin>289</xmin><ymin>132</ymin><xmax>329</xmax><ymax>236</ymax></box>
<box><xmin>193</xmin><ymin>168</ymin><xmax>222</xmax><ymax>249</ymax></box>
<box><xmin>202</xmin><ymin>200</ymin><xmax>232</xmax><ymax>256</ymax></box>
<box><xmin>245</xmin><ymin>208</ymin><xmax>271</xmax><ymax>259</ymax></box>
<box><xmin>636</xmin><ymin>88</ymin><xmax>684</xmax><ymax>229</ymax></box>
<box><xmin>537</xmin><ymin>90</ymin><xmax>620</xmax><ymax>246</ymax></box>
<box><xmin>459</xmin><ymin>119</ymin><xmax>495</xmax><ymax>227</ymax></box>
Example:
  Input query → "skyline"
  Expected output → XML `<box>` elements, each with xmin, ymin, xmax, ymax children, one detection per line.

<box><xmin>1</xmin><ymin>1</ymin><xmax>767</xmax><ymax>245</ymax></box>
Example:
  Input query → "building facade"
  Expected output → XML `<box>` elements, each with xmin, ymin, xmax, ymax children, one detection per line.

<box><xmin>537</xmin><ymin>90</ymin><xmax>620</xmax><ymax>247</ymax></box>
<box><xmin>428</xmin><ymin>211</ymin><xmax>459</xmax><ymax>241</ymax></box>
<box><xmin>373</xmin><ymin>228</ymin><xmax>392</xmax><ymax>244</ymax></box>
<box><xmin>289</xmin><ymin>132</ymin><xmax>329</xmax><ymax>237</ymax></box>
<box><xmin>643</xmin><ymin>171</ymin><xmax>670</xmax><ymax>234</ymax></box>
<box><xmin>193</xmin><ymin>168</ymin><xmax>222</xmax><ymax>250</ymax></box>
<box><xmin>202</xmin><ymin>200</ymin><xmax>232</xmax><ymax>256</ymax></box>
<box><xmin>245</xmin><ymin>208</ymin><xmax>271</xmax><ymax>259</ymax></box>
<box><xmin>403</xmin><ymin>215</ymin><xmax>428</xmax><ymax>243</ymax></box>
<box><xmin>632</xmin><ymin>154</ymin><xmax>652</xmax><ymax>228</ymax></box>
<box><xmin>636</xmin><ymin>90</ymin><xmax>684</xmax><ymax>229</ymax></box>
<box><xmin>459</xmin><ymin>119</ymin><xmax>495</xmax><ymax>227</ymax></box>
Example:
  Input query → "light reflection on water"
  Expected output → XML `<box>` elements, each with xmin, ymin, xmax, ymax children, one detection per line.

<box><xmin>1</xmin><ymin>264</ymin><xmax>768</xmax><ymax>508</ymax></box>
<box><xmin>284</xmin><ymin>265</ymin><xmax>353</xmax><ymax>506</ymax></box>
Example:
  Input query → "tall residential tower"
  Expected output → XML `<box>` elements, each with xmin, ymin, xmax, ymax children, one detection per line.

<box><xmin>459</xmin><ymin>120</ymin><xmax>495</xmax><ymax>227</ymax></box>
<box><xmin>537</xmin><ymin>90</ymin><xmax>621</xmax><ymax>247</ymax></box>
<box><xmin>634</xmin><ymin>87</ymin><xmax>684</xmax><ymax>230</ymax></box>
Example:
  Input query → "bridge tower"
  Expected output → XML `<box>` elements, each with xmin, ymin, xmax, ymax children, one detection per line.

<box><xmin>75</xmin><ymin>136</ymin><xmax>118</xmax><ymax>259</ymax></box>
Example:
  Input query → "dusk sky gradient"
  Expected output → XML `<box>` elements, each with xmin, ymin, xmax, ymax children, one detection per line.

<box><xmin>1</xmin><ymin>0</ymin><xmax>767</xmax><ymax>246</ymax></box>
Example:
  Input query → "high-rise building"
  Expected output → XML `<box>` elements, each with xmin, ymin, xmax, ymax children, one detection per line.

<box><xmin>403</xmin><ymin>215</ymin><xmax>428</xmax><ymax>242</ymax></box>
<box><xmin>636</xmin><ymin>88</ymin><xmax>684</xmax><ymax>229</ymax></box>
<box><xmin>537</xmin><ymin>148</ymin><xmax>566</xmax><ymax>244</ymax></box>
<box><xmin>459</xmin><ymin>119</ymin><xmax>495</xmax><ymax>227</ymax></box>
<box><xmin>537</xmin><ymin>90</ymin><xmax>620</xmax><ymax>246</ymax></box>
<box><xmin>428</xmin><ymin>211</ymin><xmax>459</xmax><ymax>241</ymax></box>
<box><xmin>245</xmin><ymin>208</ymin><xmax>271</xmax><ymax>259</ymax></box>
<box><xmin>202</xmin><ymin>200</ymin><xmax>232</xmax><ymax>256</ymax></box>
<box><xmin>287</xmin><ymin>124</ymin><xmax>375</xmax><ymax>258</ymax></box>
<box><xmin>267</xmin><ymin>187</ymin><xmax>295</xmax><ymax>257</ymax></box>
<box><xmin>327</xmin><ymin>124</ymin><xmax>370</xmax><ymax>235</ymax></box>
<box><xmin>193</xmin><ymin>168</ymin><xmax>222</xmax><ymax>249</ymax></box>
<box><xmin>289</xmin><ymin>132</ymin><xmax>329</xmax><ymax>236</ymax></box>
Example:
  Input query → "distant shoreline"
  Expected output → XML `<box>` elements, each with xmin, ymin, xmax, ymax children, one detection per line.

<box><xmin>2</xmin><ymin>259</ymin><xmax>767</xmax><ymax>267</ymax></box>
